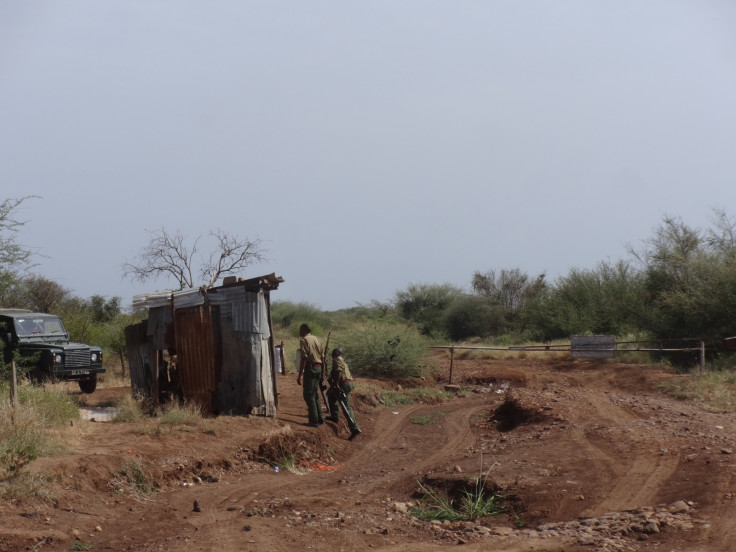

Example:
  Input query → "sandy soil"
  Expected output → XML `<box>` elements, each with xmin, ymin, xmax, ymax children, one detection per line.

<box><xmin>1</xmin><ymin>355</ymin><xmax>735</xmax><ymax>552</ymax></box>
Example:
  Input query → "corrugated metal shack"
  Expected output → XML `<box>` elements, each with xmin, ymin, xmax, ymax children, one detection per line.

<box><xmin>125</xmin><ymin>273</ymin><xmax>283</xmax><ymax>416</ymax></box>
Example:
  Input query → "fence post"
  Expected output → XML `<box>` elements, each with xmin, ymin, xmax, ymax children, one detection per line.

<box><xmin>10</xmin><ymin>359</ymin><xmax>18</xmax><ymax>409</ymax></box>
<box><xmin>700</xmin><ymin>340</ymin><xmax>706</xmax><ymax>373</ymax></box>
<box><xmin>279</xmin><ymin>341</ymin><xmax>286</xmax><ymax>374</ymax></box>
<box><xmin>448</xmin><ymin>346</ymin><xmax>455</xmax><ymax>384</ymax></box>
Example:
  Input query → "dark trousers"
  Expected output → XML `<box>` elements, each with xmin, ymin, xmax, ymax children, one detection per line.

<box><xmin>327</xmin><ymin>381</ymin><xmax>359</xmax><ymax>432</ymax></box>
<box><xmin>302</xmin><ymin>365</ymin><xmax>324</xmax><ymax>424</ymax></box>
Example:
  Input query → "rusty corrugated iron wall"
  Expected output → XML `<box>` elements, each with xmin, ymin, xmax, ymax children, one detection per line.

<box><xmin>175</xmin><ymin>303</ymin><xmax>217</xmax><ymax>412</ymax></box>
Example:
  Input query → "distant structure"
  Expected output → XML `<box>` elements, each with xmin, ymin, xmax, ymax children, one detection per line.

<box><xmin>125</xmin><ymin>273</ymin><xmax>284</xmax><ymax>416</ymax></box>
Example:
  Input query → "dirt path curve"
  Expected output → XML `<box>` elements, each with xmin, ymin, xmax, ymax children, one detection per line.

<box><xmin>156</xmin><ymin>397</ymin><xmax>492</xmax><ymax>552</ymax></box>
<box><xmin>569</xmin><ymin>390</ymin><xmax>682</xmax><ymax>516</ymax></box>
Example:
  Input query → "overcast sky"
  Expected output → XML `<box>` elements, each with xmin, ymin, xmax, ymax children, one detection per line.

<box><xmin>2</xmin><ymin>1</ymin><xmax>735</xmax><ymax>311</ymax></box>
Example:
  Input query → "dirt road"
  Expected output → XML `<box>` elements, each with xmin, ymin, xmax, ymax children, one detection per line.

<box><xmin>2</xmin><ymin>358</ymin><xmax>735</xmax><ymax>551</ymax></box>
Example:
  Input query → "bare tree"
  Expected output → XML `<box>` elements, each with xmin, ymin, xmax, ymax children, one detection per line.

<box><xmin>706</xmin><ymin>207</ymin><xmax>736</xmax><ymax>256</ymax></box>
<box><xmin>0</xmin><ymin>196</ymin><xmax>39</xmax><ymax>274</ymax></box>
<box><xmin>123</xmin><ymin>228</ymin><xmax>267</xmax><ymax>290</ymax></box>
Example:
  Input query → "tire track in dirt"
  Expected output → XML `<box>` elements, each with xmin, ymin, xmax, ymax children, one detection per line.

<box><xmin>166</xmin><ymin>396</ymin><xmax>492</xmax><ymax>552</ymax></box>
<box><xmin>342</xmin><ymin>397</ymin><xmax>490</xmax><ymax>493</ymax></box>
<box><xmin>573</xmin><ymin>389</ymin><xmax>681</xmax><ymax>516</ymax></box>
<box><xmin>207</xmin><ymin>395</ymin><xmax>490</xmax><ymax>511</ymax></box>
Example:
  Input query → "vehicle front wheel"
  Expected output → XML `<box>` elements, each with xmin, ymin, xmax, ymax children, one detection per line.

<box><xmin>78</xmin><ymin>374</ymin><xmax>98</xmax><ymax>394</ymax></box>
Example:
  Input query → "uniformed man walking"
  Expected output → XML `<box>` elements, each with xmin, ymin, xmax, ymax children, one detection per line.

<box><xmin>296</xmin><ymin>323</ymin><xmax>325</xmax><ymax>427</ymax></box>
<box><xmin>327</xmin><ymin>347</ymin><xmax>361</xmax><ymax>440</ymax></box>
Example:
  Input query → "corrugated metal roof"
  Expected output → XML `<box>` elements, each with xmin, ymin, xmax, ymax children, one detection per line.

<box><xmin>172</xmin><ymin>288</ymin><xmax>205</xmax><ymax>309</ymax></box>
<box><xmin>132</xmin><ymin>290</ymin><xmax>174</xmax><ymax>310</ymax></box>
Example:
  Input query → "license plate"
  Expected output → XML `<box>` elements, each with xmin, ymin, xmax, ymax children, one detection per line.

<box><xmin>70</xmin><ymin>370</ymin><xmax>90</xmax><ymax>376</ymax></box>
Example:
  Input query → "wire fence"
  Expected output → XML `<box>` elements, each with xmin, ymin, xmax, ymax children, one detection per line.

<box><xmin>430</xmin><ymin>336</ymin><xmax>732</xmax><ymax>384</ymax></box>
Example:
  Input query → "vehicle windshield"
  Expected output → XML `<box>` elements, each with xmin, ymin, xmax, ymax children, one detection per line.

<box><xmin>14</xmin><ymin>316</ymin><xmax>66</xmax><ymax>337</ymax></box>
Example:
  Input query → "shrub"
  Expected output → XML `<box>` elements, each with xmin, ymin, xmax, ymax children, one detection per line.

<box><xmin>340</xmin><ymin>321</ymin><xmax>429</xmax><ymax>378</ymax></box>
<box><xmin>443</xmin><ymin>295</ymin><xmax>496</xmax><ymax>340</ymax></box>
<box><xmin>394</xmin><ymin>283</ymin><xmax>462</xmax><ymax>337</ymax></box>
<box><xmin>270</xmin><ymin>301</ymin><xmax>332</xmax><ymax>336</ymax></box>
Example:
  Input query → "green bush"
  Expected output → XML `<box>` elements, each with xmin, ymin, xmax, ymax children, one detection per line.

<box><xmin>443</xmin><ymin>295</ymin><xmax>496</xmax><ymax>340</ymax></box>
<box><xmin>270</xmin><ymin>301</ymin><xmax>333</xmax><ymax>336</ymax></box>
<box><xmin>394</xmin><ymin>283</ymin><xmax>462</xmax><ymax>337</ymax></box>
<box><xmin>339</xmin><ymin>321</ymin><xmax>430</xmax><ymax>378</ymax></box>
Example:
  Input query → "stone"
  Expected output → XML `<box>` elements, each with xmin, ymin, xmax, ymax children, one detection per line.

<box><xmin>668</xmin><ymin>500</ymin><xmax>689</xmax><ymax>513</ymax></box>
<box><xmin>393</xmin><ymin>502</ymin><xmax>411</xmax><ymax>513</ymax></box>
<box><xmin>643</xmin><ymin>521</ymin><xmax>660</xmax><ymax>534</ymax></box>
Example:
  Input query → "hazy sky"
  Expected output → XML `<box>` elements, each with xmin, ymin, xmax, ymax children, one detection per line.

<box><xmin>2</xmin><ymin>1</ymin><xmax>735</xmax><ymax>311</ymax></box>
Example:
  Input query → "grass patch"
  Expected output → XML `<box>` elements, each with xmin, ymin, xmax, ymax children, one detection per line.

<box><xmin>157</xmin><ymin>401</ymin><xmax>203</xmax><ymax>425</ymax></box>
<box><xmin>379</xmin><ymin>390</ymin><xmax>415</xmax><ymax>407</ymax></box>
<box><xmin>409</xmin><ymin>412</ymin><xmax>446</xmax><ymax>425</ymax></box>
<box><xmin>405</xmin><ymin>387</ymin><xmax>453</xmax><ymax>403</ymax></box>
<box><xmin>114</xmin><ymin>394</ymin><xmax>208</xmax><ymax>433</ymax></box>
<box><xmin>112</xmin><ymin>393</ymin><xmax>146</xmax><ymax>423</ymax></box>
<box><xmin>411</xmin><ymin>458</ymin><xmax>502</xmax><ymax>522</ymax></box>
<box><xmin>356</xmin><ymin>383</ymin><xmax>455</xmax><ymax>408</ymax></box>
<box><xmin>110</xmin><ymin>457</ymin><xmax>156</xmax><ymax>498</ymax></box>
<box><xmin>411</xmin><ymin>479</ymin><xmax>502</xmax><ymax>522</ymax></box>
<box><xmin>660</xmin><ymin>370</ymin><xmax>736</xmax><ymax>412</ymax></box>
<box><xmin>276</xmin><ymin>452</ymin><xmax>297</xmax><ymax>472</ymax></box>
<box><xmin>17</xmin><ymin>385</ymin><xmax>80</xmax><ymax>427</ymax></box>
<box><xmin>0</xmin><ymin>384</ymin><xmax>77</xmax><ymax>471</ymax></box>
<box><xmin>0</xmin><ymin>472</ymin><xmax>57</xmax><ymax>504</ymax></box>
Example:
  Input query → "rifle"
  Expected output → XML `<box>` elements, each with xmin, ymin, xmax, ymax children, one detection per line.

<box><xmin>319</xmin><ymin>332</ymin><xmax>332</xmax><ymax>418</ymax></box>
<box><xmin>329</xmin><ymin>378</ymin><xmax>357</xmax><ymax>429</ymax></box>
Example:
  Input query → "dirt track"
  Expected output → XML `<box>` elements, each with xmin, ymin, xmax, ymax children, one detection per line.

<box><xmin>2</xmin><ymin>357</ymin><xmax>736</xmax><ymax>551</ymax></box>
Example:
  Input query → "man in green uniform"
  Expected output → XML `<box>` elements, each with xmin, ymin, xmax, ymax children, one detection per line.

<box><xmin>296</xmin><ymin>323</ymin><xmax>325</xmax><ymax>427</ymax></box>
<box><xmin>327</xmin><ymin>347</ymin><xmax>361</xmax><ymax>440</ymax></box>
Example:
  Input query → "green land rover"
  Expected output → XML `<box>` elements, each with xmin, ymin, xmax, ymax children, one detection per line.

<box><xmin>0</xmin><ymin>308</ymin><xmax>104</xmax><ymax>393</ymax></box>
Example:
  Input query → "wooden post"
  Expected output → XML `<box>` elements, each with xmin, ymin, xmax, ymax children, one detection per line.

<box><xmin>10</xmin><ymin>359</ymin><xmax>19</xmax><ymax>407</ymax></box>
<box><xmin>449</xmin><ymin>346</ymin><xmax>455</xmax><ymax>384</ymax></box>
<box><xmin>700</xmin><ymin>340</ymin><xmax>706</xmax><ymax>374</ymax></box>
<box><xmin>153</xmin><ymin>349</ymin><xmax>160</xmax><ymax>406</ymax></box>
<box><xmin>279</xmin><ymin>341</ymin><xmax>286</xmax><ymax>374</ymax></box>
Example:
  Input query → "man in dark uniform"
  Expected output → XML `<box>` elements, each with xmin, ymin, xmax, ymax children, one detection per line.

<box><xmin>296</xmin><ymin>323</ymin><xmax>325</xmax><ymax>427</ymax></box>
<box><xmin>327</xmin><ymin>347</ymin><xmax>361</xmax><ymax>440</ymax></box>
